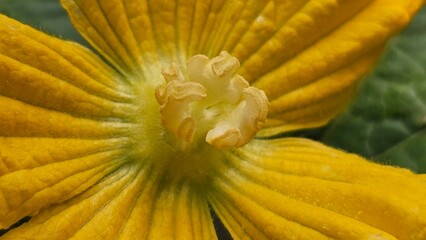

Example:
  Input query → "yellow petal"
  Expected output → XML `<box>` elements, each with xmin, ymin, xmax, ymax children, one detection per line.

<box><xmin>143</xmin><ymin>182</ymin><xmax>217</xmax><ymax>240</ymax></box>
<box><xmin>61</xmin><ymin>0</ymin><xmax>423</xmax><ymax>135</ymax></box>
<box><xmin>241</xmin><ymin>0</ymin><xmax>423</xmax><ymax>135</ymax></box>
<box><xmin>60</xmin><ymin>0</ymin><xmax>162</xmax><ymax>75</ymax></box>
<box><xmin>0</xmin><ymin>148</ymin><xmax>127</xmax><ymax>229</ymax></box>
<box><xmin>2</xmin><ymin>165</ymin><xmax>217</xmax><ymax>240</ymax></box>
<box><xmin>0</xmin><ymin>19</ymin><xmax>134</xmax><ymax>117</ymax></box>
<box><xmin>209</xmin><ymin>138</ymin><xmax>426</xmax><ymax>239</ymax></box>
<box><xmin>0</xmin><ymin>15</ymin><xmax>135</xmax><ymax>229</ymax></box>
<box><xmin>0</xmin><ymin>15</ymin><xmax>132</xmax><ymax>100</ymax></box>
<box><xmin>1</xmin><ymin>165</ymin><xmax>137</xmax><ymax>239</ymax></box>
<box><xmin>0</xmin><ymin>138</ymin><xmax>126</xmax><ymax>175</ymax></box>
<box><xmin>59</xmin><ymin>0</ymin><xmax>268</xmax><ymax>76</ymax></box>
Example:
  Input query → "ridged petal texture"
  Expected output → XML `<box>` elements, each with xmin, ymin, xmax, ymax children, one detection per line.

<box><xmin>2</xmin><ymin>164</ymin><xmax>216</xmax><ymax>239</ymax></box>
<box><xmin>0</xmin><ymin>13</ymin><xmax>217</xmax><ymax>239</ymax></box>
<box><xmin>1</xmin><ymin>0</ymin><xmax>426</xmax><ymax>239</ymax></box>
<box><xmin>0</xmin><ymin>14</ymin><xmax>136</xmax><ymax>229</ymax></box>
<box><xmin>209</xmin><ymin>138</ymin><xmax>426</xmax><ymax>239</ymax></box>
<box><xmin>61</xmin><ymin>0</ymin><xmax>424</xmax><ymax>135</ymax></box>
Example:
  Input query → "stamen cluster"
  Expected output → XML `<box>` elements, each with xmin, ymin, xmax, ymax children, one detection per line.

<box><xmin>155</xmin><ymin>51</ymin><xmax>268</xmax><ymax>148</ymax></box>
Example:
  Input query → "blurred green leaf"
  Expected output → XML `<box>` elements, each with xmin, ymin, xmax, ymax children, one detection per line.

<box><xmin>322</xmin><ymin>7</ymin><xmax>426</xmax><ymax>173</ymax></box>
<box><xmin>375</xmin><ymin>130</ymin><xmax>426</xmax><ymax>172</ymax></box>
<box><xmin>0</xmin><ymin>0</ymin><xmax>86</xmax><ymax>44</ymax></box>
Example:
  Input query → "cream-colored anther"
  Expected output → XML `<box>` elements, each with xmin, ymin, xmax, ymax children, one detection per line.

<box><xmin>155</xmin><ymin>51</ymin><xmax>268</xmax><ymax>148</ymax></box>
<box><xmin>155</xmin><ymin>64</ymin><xmax>207</xmax><ymax>142</ymax></box>
<box><xmin>206</xmin><ymin>87</ymin><xmax>268</xmax><ymax>147</ymax></box>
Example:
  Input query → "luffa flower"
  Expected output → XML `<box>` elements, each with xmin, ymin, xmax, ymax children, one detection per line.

<box><xmin>1</xmin><ymin>0</ymin><xmax>426</xmax><ymax>239</ymax></box>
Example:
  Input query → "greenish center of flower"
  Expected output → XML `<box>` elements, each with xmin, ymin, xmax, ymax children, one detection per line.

<box><xmin>155</xmin><ymin>51</ymin><xmax>268</xmax><ymax>149</ymax></box>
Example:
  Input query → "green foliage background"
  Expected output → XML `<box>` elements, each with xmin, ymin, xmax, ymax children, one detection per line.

<box><xmin>1</xmin><ymin>0</ymin><xmax>425</xmax><ymax>173</ymax></box>
<box><xmin>321</xmin><ymin>7</ymin><xmax>426</xmax><ymax>173</ymax></box>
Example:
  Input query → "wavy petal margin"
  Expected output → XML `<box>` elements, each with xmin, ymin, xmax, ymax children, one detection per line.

<box><xmin>209</xmin><ymin>138</ymin><xmax>426</xmax><ymax>239</ymax></box>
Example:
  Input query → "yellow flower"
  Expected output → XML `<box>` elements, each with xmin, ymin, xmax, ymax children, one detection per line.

<box><xmin>1</xmin><ymin>0</ymin><xmax>426</xmax><ymax>239</ymax></box>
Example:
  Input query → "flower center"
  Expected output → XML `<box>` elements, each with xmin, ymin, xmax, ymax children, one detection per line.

<box><xmin>155</xmin><ymin>51</ymin><xmax>268</xmax><ymax>149</ymax></box>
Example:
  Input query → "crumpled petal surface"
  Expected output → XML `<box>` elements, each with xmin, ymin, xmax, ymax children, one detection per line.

<box><xmin>0</xmin><ymin>15</ymin><xmax>135</xmax><ymax>229</ymax></box>
<box><xmin>209</xmin><ymin>138</ymin><xmax>426</xmax><ymax>239</ymax></box>
<box><xmin>61</xmin><ymin>0</ymin><xmax>424</xmax><ymax>135</ymax></box>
